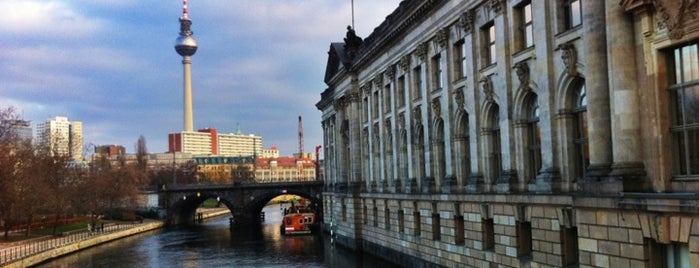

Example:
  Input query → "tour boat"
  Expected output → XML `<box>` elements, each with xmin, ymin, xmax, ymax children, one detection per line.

<box><xmin>280</xmin><ymin>203</ymin><xmax>318</xmax><ymax>235</ymax></box>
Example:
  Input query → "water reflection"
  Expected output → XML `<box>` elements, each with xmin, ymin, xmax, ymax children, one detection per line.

<box><xmin>37</xmin><ymin>205</ymin><xmax>398</xmax><ymax>268</ymax></box>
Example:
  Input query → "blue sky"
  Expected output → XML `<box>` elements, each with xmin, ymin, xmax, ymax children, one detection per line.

<box><xmin>1</xmin><ymin>0</ymin><xmax>401</xmax><ymax>156</ymax></box>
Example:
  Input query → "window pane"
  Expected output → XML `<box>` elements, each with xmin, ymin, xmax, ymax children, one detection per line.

<box><xmin>525</xmin><ymin>25</ymin><xmax>533</xmax><ymax>48</ymax></box>
<box><xmin>676</xmin><ymin>48</ymin><xmax>683</xmax><ymax>83</ymax></box>
<box><xmin>688</xmin><ymin>129</ymin><xmax>699</xmax><ymax>175</ymax></box>
<box><xmin>684</xmin><ymin>85</ymin><xmax>699</xmax><ymax>125</ymax></box>
<box><xmin>571</xmin><ymin>0</ymin><xmax>581</xmax><ymax>27</ymax></box>
<box><xmin>578</xmin><ymin>85</ymin><xmax>587</xmax><ymax>107</ymax></box>
<box><xmin>681</xmin><ymin>45</ymin><xmax>699</xmax><ymax>82</ymax></box>
<box><xmin>524</xmin><ymin>4</ymin><xmax>532</xmax><ymax>23</ymax></box>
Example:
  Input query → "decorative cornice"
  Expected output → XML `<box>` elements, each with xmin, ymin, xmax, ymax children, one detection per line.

<box><xmin>558</xmin><ymin>43</ymin><xmax>578</xmax><ymax>77</ymax></box>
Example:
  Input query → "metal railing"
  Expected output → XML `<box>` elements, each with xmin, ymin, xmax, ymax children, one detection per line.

<box><xmin>0</xmin><ymin>222</ymin><xmax>145</xmax><ymax>266</ymax></box>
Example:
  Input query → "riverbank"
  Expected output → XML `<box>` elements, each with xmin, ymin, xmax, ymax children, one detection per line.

<box><xmin>0</xmin><ymin>208</ymin><xmax>230</xmax><ymax>267</ymax></box>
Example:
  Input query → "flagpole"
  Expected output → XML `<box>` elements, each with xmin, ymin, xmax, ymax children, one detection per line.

<box><xmin>351</xmin><ymin>0</ymin><xmax>355</xmax><ymax>29</ymax></box>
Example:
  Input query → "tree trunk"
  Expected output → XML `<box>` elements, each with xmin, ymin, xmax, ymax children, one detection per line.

<box><xmin>24</xmin><ymin>214</ymin><xmax>33</xmax><ymax>237</ymax></box>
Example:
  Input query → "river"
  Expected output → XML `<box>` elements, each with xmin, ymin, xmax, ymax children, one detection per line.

<box><xmin>35</xmin><ymin>205</ymin><xmax>400</xmax><ymax>268</ymax></box>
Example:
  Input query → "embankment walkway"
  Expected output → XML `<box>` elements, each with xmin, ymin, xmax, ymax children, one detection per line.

<box><xmin>0</xmin><ymin>208</ymin><xmax>230</xmax><ymax>267</ymax></box>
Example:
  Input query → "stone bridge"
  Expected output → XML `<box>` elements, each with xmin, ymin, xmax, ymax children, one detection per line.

<box><xmin>159</xmin><ymin>181</ymin><xmax>324</xmax><ymax>227</ymax></box>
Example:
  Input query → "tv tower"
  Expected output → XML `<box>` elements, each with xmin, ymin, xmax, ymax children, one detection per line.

<box><xmin>175</xmin><ymin>0</ymin><xmax>197</xmax><ymax>132</ymax></box>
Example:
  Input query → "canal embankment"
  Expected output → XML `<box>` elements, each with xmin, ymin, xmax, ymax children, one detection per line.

<box><xmin>0</xmin><ymin>208</ymin><xmax>230</xmax><ymax>267</ymax></box>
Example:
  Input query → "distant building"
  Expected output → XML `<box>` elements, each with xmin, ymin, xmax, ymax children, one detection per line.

<box><xmin>94</xmin><ymin>145</ymin><xmax>126</xmax><ymax>158</ymax></box>
<box><xmin>2</xmin><ymin>119</ymin><xmax>32</xmax><ymax>141</ymax></box>
<box><xmin>193</xmin><ymin>155</ymin><xmax>317</xmax><ymax>184</ymax></box>
<box><xmin>260</xmin><ymin>146</ymin><xmax>280</xmax><ymax>158</ymax></box>
<box><xmin>168</xmin><ymin>128</ymin><xmax>263</xmax><ymax>157</ymax></box>
<box><xmin>36</xmin><ymin>116</ymin><xmax>83</xmax><ymax>161</ymax></box>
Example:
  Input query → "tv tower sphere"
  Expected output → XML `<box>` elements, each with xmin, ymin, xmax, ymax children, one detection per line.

<box><xmin>175</xmin><ymin>4</ymin><xmax>197</xmax><ymax>56</ymax></box>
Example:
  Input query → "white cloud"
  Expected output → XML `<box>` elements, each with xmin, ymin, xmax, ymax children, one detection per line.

<box><xmin>0</xmin><ymin>0</ymin><xmax>104</xmax><ymax>38</ymax></box>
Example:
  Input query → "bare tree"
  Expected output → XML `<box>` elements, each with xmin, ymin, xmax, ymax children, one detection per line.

<box><xmin>134</xmin><ymin>135</ymin><xmax>149</xmax><ymax>186</ymax></box>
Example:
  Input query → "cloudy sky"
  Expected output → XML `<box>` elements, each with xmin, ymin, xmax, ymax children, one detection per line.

<box><xmin>1</xmin><ymin>0</ymin><xmax>401</xmax><ymax>157</ymax></box>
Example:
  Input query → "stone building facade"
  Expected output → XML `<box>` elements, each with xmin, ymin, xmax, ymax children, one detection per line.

<box><xmin>317</xmin><ymin>0</ymin><xmax>699</xmax><ymax>267</ymax></box>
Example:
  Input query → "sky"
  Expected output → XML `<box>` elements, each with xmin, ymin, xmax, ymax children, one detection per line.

<box><xmin>1</xmin><ymin>0</ymin><xmax>402</xmax><ymax>157</ymax></box>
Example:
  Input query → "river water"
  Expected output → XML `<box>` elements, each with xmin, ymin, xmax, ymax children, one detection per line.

<box><xmin>36</xmin><ymin>205</ymin><xmax>399</xmax><ymax>268</ymax></box>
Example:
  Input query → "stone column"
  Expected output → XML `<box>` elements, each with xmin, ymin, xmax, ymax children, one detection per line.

<box><xmin>606</xmin><ymin>0</ymin><xmax>648</xmax><ymax>192</ymax></box>
<box><xmin>580</xmin><ymin>0</ymin><xmax>613</xmax><ymax>192</ymax></box>
<box><xmin>347</xmin><ymin>80</ymin><xmax>363</xmax><ymax>193</ymax></box>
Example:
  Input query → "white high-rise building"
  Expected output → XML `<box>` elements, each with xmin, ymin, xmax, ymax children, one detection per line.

<box><xmin>36</xmin><ymin>116</ymin><xmax>83</xmax><ymax>161</ymax></box>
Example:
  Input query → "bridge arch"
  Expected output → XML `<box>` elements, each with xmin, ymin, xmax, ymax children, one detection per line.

<box><xmin>162</xmin><ymin>181</ymin><xmax>324</xmax><ymax>227</ymax></box>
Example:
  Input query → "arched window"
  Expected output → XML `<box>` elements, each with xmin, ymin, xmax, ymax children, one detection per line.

<box><xmin>572</xmin><ymin>83</ymin><xmax>589</xmax><ymax>179</ymax></box>
<box><xmin>526</xmin><ymin>95</ymin><xmax>541</xmax><ymax>180</ymax></box>
<box><xmin>487</xmin><ymin>104</ymin><xmax>502</xmax><ymax>183</ymax></box>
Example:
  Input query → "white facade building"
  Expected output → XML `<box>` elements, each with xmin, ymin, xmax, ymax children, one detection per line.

<box><xmin>36</xmin><ymin>116</ymin><xmax>83</xmax><ymax>160</ymax></box>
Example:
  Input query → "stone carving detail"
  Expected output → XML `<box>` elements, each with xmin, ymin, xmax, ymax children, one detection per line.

<box><xmin>458</xmin><ymin>9</ymin><xmax>476</xmax><ymax>33</ymax></box>
<box><xmin>415</xmin><ymin>42</ymin><xmax>428</xmax><ymax>61</ymax></box>
<box><xmin>347</xmin><ymin>87</ymin><xmax>362</xmax><ymax>103</ymax></box>
<box><xmin>373</xmin><ymin>74</ymin><xmax>384</xmax><ymax>87</ymax></box>
<box><xmin>432</xmin><ymin>98</ymin><xmax>441</xmax><ymax>118</ymax></box>
<box><xmin>480</xmin><ymin>75</ymin><xmax>495</xmax><ymax>103</ymax></box>
<box><xmin>361</xmin><ymin>83</ymin><xmax>371</xmax><ymax>95</ymax></box>
<box><xmin>454</xmin><ymin>87</ymin><xmax>464</xmax><ymax>108</ymax></box>
<box><xmin>654</xmin><ymin>0</ymin><xmax>699</xmax><ymax>40</ymax></box>
<box><xmin>385</xmin><ymin>65</ymin><xmax>396</xmax><ymax>80</ymax></box>
<box><xmin>558</xmin><ymin>43</ymin><xmax>577</xmax><ymax>76</ymax></box>
<box><xmin>513</xmin><ymin>62</ymin><xmax>530</xmax><ymax>88</ymax></box>
<box><xmin>399</xmin><ymin>55</ymin><xmax>410</xmax><ymax>71</ymax></box>
<box><xmin>490</xmin><ymin>0</ymin><xmax>505</xmax><ymax>14</ymax></box>
<box><xmin>413</xmin><ymin>106</ymin><xmax>422</xmax><ymax>124</ymax></box>
<box><xmin>435</xmin><ymin>28</ymin><xmax>449</xmax><ymax>48</ymax></box>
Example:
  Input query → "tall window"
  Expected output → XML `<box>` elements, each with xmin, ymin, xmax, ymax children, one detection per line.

<box><xmin>564</xmin><ymin>0</ymin><xmax>582</xmax><ymax>29</ymax></box>
<box><xmin>412</xmin><ymin>66</ymin><xmax>423</xmax><ymax>100</ymax></box>
<box><xmin>373</xmin><ymin>91</ymin><xmax>379</xmax><ymax>119</ymax></box>
<box><xmin>432</xmin><ymin>54</ymin><xmax>444</xmax><ymax>90</ymax></box>
<box><xmin>484</xmin><ymin>23</ymin><xmax>496</xmax><ymax>65</ymax></box>
<box><xmin>453</xmin><ymin>40</ymin><xmax>466</xmax><ymax>80</ymax></box>
<box><xmin>363</xmin><ymin>98</ymin><xmax>369</xmax><ymax>122</ymax></box>
<box><xmin>397</xmin><ymin>76</ymin><xmax>406</xmax><ymax>108</ymax></box>
<box><xmin>670</xmin><ymin>43</ymin><xmax>699</xmax><ymax>176</ymax></box>
<box><xmin>520</xmin><ymin>2</ymin><xmax>534</xmax><ymax>48</ymax></box>
<box><xmin>527</xmin><ymin>95</ymin><xmax>542</xmax><ymax>180</ymax></box>
<box><xmin>488</xmin><ymin>104</ymin><xmax>503</xmax><ymax>181</ymax></box>
<box><xmin>384</xmin><ymin>84</ymin><xmax>392</xmax><ymax>114</ymax></box>
<box><xmin>573</xmin><ymin>82</ymin><xmax>589</xmax><ymax>179</ymax></box>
